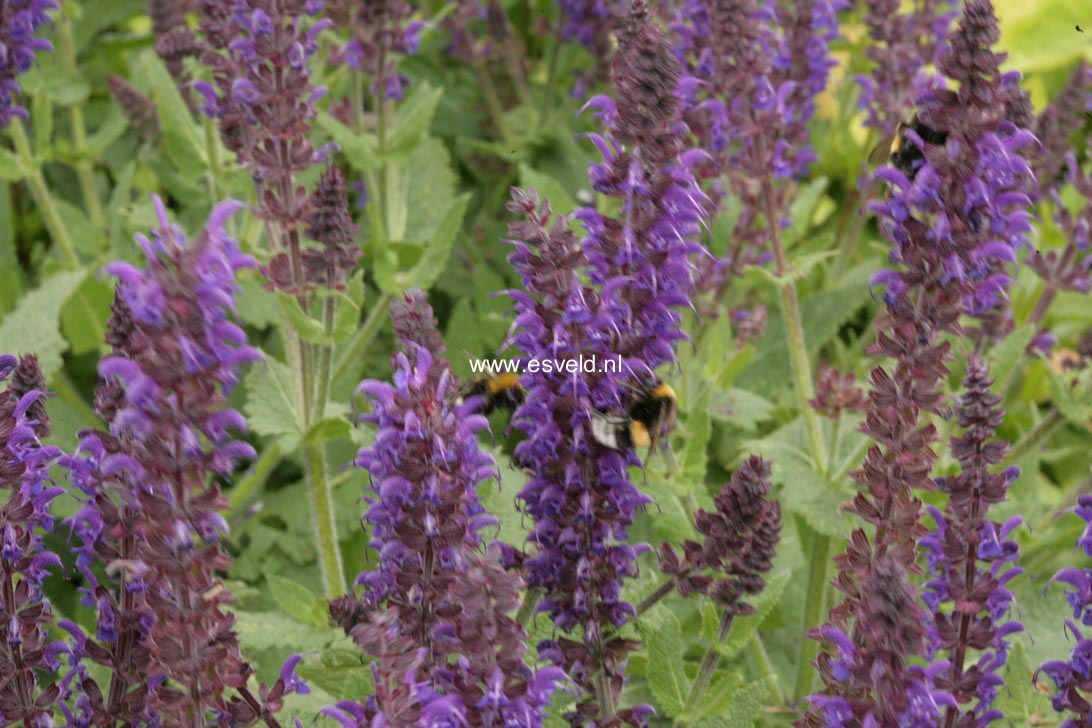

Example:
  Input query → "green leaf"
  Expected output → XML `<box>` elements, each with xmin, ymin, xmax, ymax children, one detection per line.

<box><xmin>743</xmin><ymin>417</ymin><xmax>855</xmax><ymax>538</ymax></box>
<box><xmin>138</xmin><ymin>51</ymin><xmax>207</xmax><ymax>179</ymax></box>
<box><xmin>316</xmin><ymin>111</ymin><xmax>380</xmax><ymax>172</ymax></box>
<box><xmin>0</xmin><ymin>269</ymin><xmax>87</xmax><ymax>380</ymax></box>
<box><xmin>710</xmin><ymin>388</ymin><xmax>775</xmax><ymax>432</ymax></box>
<box><xmin>683</xmin><ymin>672</ymin><xmax>742</xmax><ymax>724</ymax></box>
<box><xmin>328</xmin><ymin>276</ymin><xmax>364</xmax><ymax>343</ymax></box>
<box><xmin>986</xmin><ymin>324</ymin><xmax>1036</xmax><ymax>391</ymax></box>
<box><xmin>235</xmin><ymin>611</ymin><xmax>340</xmax><ymax>652</ymax></box>
<box><xmin>375</xmin><ymin>194</ymin><xmax>469</xmax><ymax>294</ymax></box>
<box><xmin>385</xmin><ymin>82</ymin><xmax>443</xmax><ymax>158</ymax></box>
<box><xmin>638</xmin><ymin>606</ymin><xmax>691</xmax><ymax>715</ymax></box>
<box><xmin>298</xmin><ymin>649</ymin><xmax>375</xmax><ymax>701</ymax></box>
<box><xmin>518</xmin><ymin>164</ymin><xmax>577</xmax><ymax>216</ymax></box>
<box><xmin>244</xmin><ymin>360</ymin><xmax>303</xmax><ymax>450</ymax></box>
<box><xmin>267</xmin><ymin>575</ymin><xmax>329</xmax><ymax>628</ymax></box>
<box><xmin>236</xmin><ymin>273</ymin><xmax>282</xmax><ymax>328</ymax></box>
<box><xmin>0</xmin><ymin>148</ymin><xmax>27</xmax><ymax>182</ymax></box>
<box><xmin>56</xmin><ymin>198</ymin><xmax>105</xmax><ymax>256</ymax></box>
<box><xmin>694</xmin><ymin>679</ymin><xmax>769</xmax><ymax>728</ymax></box>
<box><xmin>278</xmin><ymin>294</ymin><xmax>327</xmax><ymax>343</ymax></box>
<box><xmin>997</xmin><ymin>0</ymin><xmax>1092</xmax><ymax>75</ymax></box>
<box><xmin>719</xmin><ymin>572</ymin><xmax>791</xmax><ymax>658</ymax></box>
<box><xmin>302</xmin><ymin>415</ymin><xmax>352</xmax><ymax>446</ymax></box>
<box><xmin>60</xmin><ymin>274</ymin><xmax>111</xmax><ymax>355</ymax></box>
<box><xmin>993</xmin><ymin>641</ymin><xmax>1055</xmax><ymax>724</ymax></box>
<box><xmin>22</xmin><ymin>65</ymin><xmax>91</xmax><ymax>106</ymax></box>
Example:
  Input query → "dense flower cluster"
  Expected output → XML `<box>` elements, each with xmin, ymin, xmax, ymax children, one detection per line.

<box><xmin>1040</xmin><ymin>496</ymin><xmax>1092</xmax><ymax>726</ymax></box>
<box><xmin>0</xmin><ymin>355</ymin><xmax>76</xmax><ymax>724</ymax></box>
<box><xmin>670</xmin><ymin>0</ymin><xmax>840</xmax><ymax>275</ymax></box>
<box><xmin>919</xmin><ymin>359</ymin><xmax>1023</xmax><ymax>725</ymax></box>
<box><xmin>1034</xmin><ymin>61</ymin><xmax>1091</xmax><ymax>191</ymax></box>
<box><xmin>0</xmin><ymin>0</ymin><xmax>57</xmax><ymax>128</ymax></box>
<box><xmin>656</xmin><ymin>456</ymin><xmax>781</xmax><ymax>611</ymax></box>
<box><xmin>856</xmin><ymin>0</ymin><xmax>954</xmax><ymax>136</ymax></box>
<box><xmin>61</xmin><ymin>198</ymin><xmax>304</xmax><ymax>724</ymax></box>
<box><xmin>330</xmin><ymin>290</ymin><xmax>561</xmax><ymax>726</ymax></box>
<box><xmin>108</xmin><ymin>75</ymin><xmax>159</xmax><ymax>141</ymax></box>
<box><xmin>331</xmin><ymin>0</ymin><xmax>421</xmax><ymax>100</ymax></box>
<box><xmin>806</xmin><ymin>2</ymin><xmax>1036</xmax><ymax>724</ymax></box>
<box><xmin>195</xmin><ymin>0</ymin><xmax>333</xmax><ymax>300</ymax></box>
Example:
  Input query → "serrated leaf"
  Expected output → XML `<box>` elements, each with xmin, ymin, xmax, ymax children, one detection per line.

<box><xmin>993</xmin><ymin>641</ymin><xmax>1055</xmax><ymax>724</ymax></box>
<box><xmin>236</xmin><ymin>273</ymin><xmax>282</xmax><ymax>328</ymax></box>
<box><xmin>316</xmin><ymin>111</ymin><xmax>380</xmax><ymax>172</ymax></box>
<box><xmin>60</xmin><ymin>273</ymin><xmax>111</xmax><ymax>355</ymax></box>
<box><xmin>56</xmin><ymin>198</ymin><xmax>105</xmax><ymax>256</ymax></box>
<box><xmin>683</xmin><ymin>672</ymin><xmax>742</xmax><ymax>724</ymax></box>
<box><xmin>694</xmin><ymin>679</ymin><xmax>769</xmax><ymax>728</ymax></box>
<box><xmin>22</xmin><ymin>65</ymin><xmax>91</xmax><ymax>106</ymax></box>
<box><xmin>302</xmin><ymin>415</ymin><xmax>352</xmax><ymax>445</ymax></box>
<box><xmin>719</xmin><ymin>572</ymin><xmax>791</xmax><ymax>658</ymax></box>
<box><xmin>138</xmin><ymin>51</ymin><xmax>207</xmax><ymax>179</ymax></box>
<box><xmin>0</xmin><ymin>269</ymin><xmax>87</xmax><ymax>380</ymax></box>
<box><xmin>987</xmin><ymin>324</ymin><xmax>1036</xmax><ymax>390</ymax></box>
<box><xmin>244</xmin><ymin>360</ymin><xmax>303</xmax><ymax>450</ymax></box>
<box><xmin>638</xmin><ymin>607</ymin><xmax>691</xmax><ymax>715</ymax></box>
<box><xmin>385</xmin><ymin>82</ymin><xmax>443</xmax><ymax>158</ymax></box>
<box><xmin>375</xmin><ymin>194</ymin><xmax>469</xmax><ymax>294</ymax></box>
<box><xmin>743</xmin><ymin>417</ymin><xmax>855</xmax><ymax>538</ymax></box>
<box><xmin>278</xmin><ymin>294</ymin><xmax>327</xmax><ymax>343</ymax></box>
<box><xmin>267</xmin><ymin>575</ymin><xmax>328</xmax><ymax>628</ymax></box>
<box><xmin>711</xmin><ymin>388</ymin><xmax>775</xmax><ymax>432</ymax></box>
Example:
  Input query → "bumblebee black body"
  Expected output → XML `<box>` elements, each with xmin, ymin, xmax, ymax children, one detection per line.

<box><xmin>591</xmin><ymin>380</ymin><xmax>677</xmax><ymax>451</ymax></box>
<box><xmin>460</xmin><ymin>373</ymin><xmax>524</xmax><ymax>415</ymax></box>
<box><xmin>871</xmin><ymin>114</ymin><xmax>948</xmax><ymax>181</ymax></box>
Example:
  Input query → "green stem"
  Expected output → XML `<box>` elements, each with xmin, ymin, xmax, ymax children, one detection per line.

<box><xmin>1004</xmin><ymin>408</ymin><xmax>1064</xmax><ymax>466</ymax></box>
<box><xmin>312</xmin><ymin>294</ymin><xmax>336</xmax><ymax>422</ymax></box>
<box><xmin>793</xmin><ymin>531</ymin><xmax>831</xmax><ymax>700</ymax></box>
<box><xmin>58</xmin><ymin>11</ymin><xmax>104</xmax><ymax>235</ymax></box>
<box><xmin>332</xmin><ymin>290</ymin><xmax>392</xmax><ymax>387</ymax></box>
<box><xmin>777</xmin><ymin>283</ymin><xmax>827</xmax><ymax>475</ymax></box>
<box><xmin>10</xmin><ymin>118</ymin><xmax>79</xmax><ymax>267</ymax></box>
<box><xmin>635</xmin><ymin>577</ymin><xmax>675</xmax><ymax>615</ymax></box>
<box><xmin>679</xmin><ymin>609</ymin><xmax>734</xmax><ymax>725</ymax></box>
<box><xmin>228</xmin><ymin>442</ymin><xmax>283</xmax><ymax>516</ymax></box>
<box><xmin>204</xmin><ymin>116</ymin><xmax>223</xmax><ymax>206</ymax></box>
<box><xmin>828</xmin><ymin>416</ymin><xmax>843</xmax><ymax>471</ymax></box>
<box><xmin>303</xmin><ymin>440</ymin><xmax>346</xmax><ymax>597</ymax></box>
<box><xmin>473</xmin><ymin>58</ymin><xmax>516</xmax><ymax>148</ymax></box>
<box><xmin>516</xmin><ymin>588</ymin><xmax>542</xmax><ymax>628</ymax></box>
<box><xmin>750</xmin><ymin>633</ymin><xmax>785</xmax><ymax>706</ymax></box>
<box><xmin>536</xmin><ymin>9</ymin><xmax>564</xmax><ymax>127</ymax></box>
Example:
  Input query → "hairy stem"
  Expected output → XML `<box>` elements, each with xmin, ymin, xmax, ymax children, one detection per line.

<box><xmin>1003</xmin><ymin>407</ymin><xmax>1064</xmax><ymax>466</ymax></box>
<box><xmin>682</xmin><ymin>609</ymin><xmax>735</xmax><ymax>722</ymax></box>
<box><xmin>793</xmin><ymin>529</ymin><xmax>831</xmax><ymax>700</ymax></box>
<box><xmin>9</xmin><ymin>119</ymin><xmax>79</xmax><ymax>267</ymax></box>
<box><xmin>636</xmin><ymin>577</ymin><xmax>676</xmax><ymax>615</ymax></box>
<box><xmin>58</xmin><ymin>11</ymin><xmax>105</xmax><ymax>235</ymax></box>
<box><xmin>750</xmin><ymin>633</ymin><xmax>785</xmax><ymax>706</ymax></box>
<box><xmin>228</xmin><ymin>442</ymin><xmax>283</xmax><ymax>516</ymax></box>
<box><xmin>304</xmin><ymin>440</ymin><xmax>346</xmax><ymax>597</ymax></box>
<box><xmin>333</xmin><ymin>290</ymin><xmax>393</xmax><ymax>387</ymax></box>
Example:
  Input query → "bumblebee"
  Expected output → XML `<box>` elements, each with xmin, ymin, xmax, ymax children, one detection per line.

<box><xmin>457</xmin><ymin>372</ymin><xmax>524</xmax><ymax>415</ymax></box>
<box><xmin>869</xmin><ymin>113</ymin><xmax>948</xmax><ymax>181</ymax></box>
<box><xmin>590</xmin><ymin>379</ymin><xmax>677</xmax><ymax>452</ymax></box>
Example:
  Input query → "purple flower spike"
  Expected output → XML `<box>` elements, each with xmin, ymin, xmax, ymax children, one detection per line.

<box><xmin>332</xmin><ymin>0</ymin><xmax>418</xmax><ymax>100</ymax></box>
<box><xmin>920</xmin><ymin>358</ymin><xmax>1023</xmax><ymax>724</ymax></box>
<box><xmin>60</xmin><ymin>199</ymin><xmax>301</xmax><ymax>723</ymax></box>
<box><xmin>0</xmin><ymin>355</ymin><xmax>76</xmax><ymax>724</ymax></box>
<box><xmin>0</xmin><ymin>0</ymin><xmax>58</xmax><ymax>128</ymax></box>
<box><xmin>1041</xmin><ymin>498</ymin><xmax>1092</xmax><ymax>725</ymax></box>
<box><xmin>329</xmin><ymin>291</ymin><xmax>564</xmax><ymax>724</ymax></box>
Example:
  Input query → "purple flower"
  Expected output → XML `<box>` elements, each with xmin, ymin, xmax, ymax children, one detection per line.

<box><xmin>919</xmin><ymin>358</ymin><xmax>1023</xmax><ymax>724</ymax></box>
<box><xmin>0</xmin><ymin>0</ymin><xmax>57</xmax><ymax>128</ymax></box>
<box><xmin>1035</xmin><ymin>61</ymin><xmax>1092</xmax><ymax>191</ymax></box>
<box><xmin>0</xmin><ymin>355</ymin><xmax>76</xmax><ymax>724</ymax></box>
<box><xmin>656</xmin><ymin>456</ymin><xmax>781</xmax><ymax>610</ymax></box>
<box><xmin>333</xmin><ymin>0</ymin><xmax>418</xmax><ymax>100</ymax></box>
<box><xmin>671</xmin><ymin>0</ymin><xmax>840</xmax><ymax>282</ymax></box>
<box><xmin>869</xmin><ymin>0</ymin><xmax>1037</xmax><ymax>345</ymax></box>
<box><xmin>331</xmin><ymin>291</ymin><xmax>548</xmax><ymax>722</ymax></box>
<box><xmin>856</xmin><ymin>0</ymin><xmax>955</xmax><ymax>136</ymax></box>
<box><xmin>60</xmin><ymin>197</ymin><xmax>302</xmax><ymax>723</ymax></box>
<box><xmin>1039</xmin><ymin>496</ymin><xmax>1092</xmax><ymax>726</ymax></box>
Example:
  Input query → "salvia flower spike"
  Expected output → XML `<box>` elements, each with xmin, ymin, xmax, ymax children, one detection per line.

<box><xmin>61</xmin><ymin>197</ymin><xmax>305</xmax><ymax>724</ymax></box>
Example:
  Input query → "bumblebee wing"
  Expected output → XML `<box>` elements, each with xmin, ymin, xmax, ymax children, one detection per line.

<box><xmin>591</xmin><ymin>414</ymin><xmax>627</xmax><ymax>450</ymax></box>
<box><xmin>867</xmin><ymin>135</ymin><xmax>894</xmax><ymax>166</ymax></box>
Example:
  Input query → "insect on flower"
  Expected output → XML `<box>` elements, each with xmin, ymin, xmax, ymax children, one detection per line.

<box><xmin>590</xmin><ymin>378</ymin><xmax>678</xmax><ymax>455</ymax></box>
